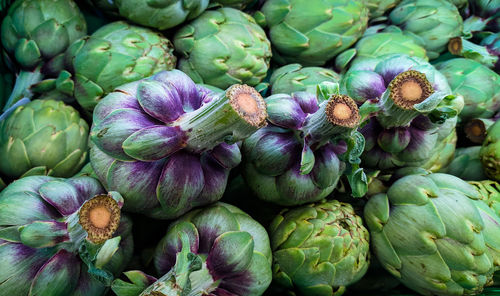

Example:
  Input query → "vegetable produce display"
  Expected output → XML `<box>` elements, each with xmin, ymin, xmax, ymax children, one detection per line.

<box><xmin>0</xmin><ymin>0</ymin><xmax>499</xmax><ymax>295</ymax></box>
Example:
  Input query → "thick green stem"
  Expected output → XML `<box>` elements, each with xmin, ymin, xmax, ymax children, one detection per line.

<box><xmin>3</xmin><ymin>68</ymin><xmax>43</xmax><ymax>111</ymax></box>
<box><xmin>302</xmin><ymin>95</ymin><xmax>360</xmax><ymax>145</ymax></box>
<box><xmin>176</xmin><ymin>84</ymin><xmax>267</xmax><ymax>153</ymax></box>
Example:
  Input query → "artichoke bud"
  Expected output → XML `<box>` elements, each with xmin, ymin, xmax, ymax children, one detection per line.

<box><xmin>377</xmin><ymin>128</ymin><xmax>411</xmax><ymax>153</ymax></box>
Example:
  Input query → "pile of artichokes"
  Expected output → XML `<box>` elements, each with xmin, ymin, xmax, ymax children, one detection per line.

<box><xmin>0</xmin><ymin>0</ymin><xmax>499</xmax><ymax>295</ymax></box>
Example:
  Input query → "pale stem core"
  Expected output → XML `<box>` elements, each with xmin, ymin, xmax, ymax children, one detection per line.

<box><xmin>235</xmin><ymin>93</ymin><xmax>259</xmax><ymax>115</ymax></box>
<box><xmin>400</xmin><ymin>81</ymin><xmax>423</xmax><ymax>102</ymax></box>
<box><xmin>448</xmin><ymin>37</ymin><xmax>462</xmax><ymax>54</ymax></box>
<box><xmin>333</xmin><ymin>103</ymin><xmax>352</xmax><ymax>120</ymax></box>
<box><xmin>89</xmin><ymin>206</ymin><xmax>111</xmax><ymax>229</ymax></box>
<box><xmin>227</xmin><ymin>84</ymin><xmax>267</xmax><ymax>128</ymax></box>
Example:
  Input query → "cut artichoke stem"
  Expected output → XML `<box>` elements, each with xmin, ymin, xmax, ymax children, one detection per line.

<box><xmin>3</xmin><ymin>68</ymin><xmax>43</xmax><ymax>111</ymax></box>
<box><xmin>177</xmin><ymin>84</ymin><xmax>267</xmax><ymax>153</ymax></box>
<box><xmin>377</xmin><ymin>70</ymin><xmax>435</xmax><ymax>128</ymax></box>
<box><xmin>465</xmin><ymin>118</ymin><xmax>494</xmax><ymax>144</ymax></box>
<box><xmin>448</xmin><ymin>37</ymin><xmax>498</xmax><ymax>68</ymax></box>
<box><xmin>65</xmin><ymin>193</ymin><xmax>121</xmax><ymax>248</ymax></box>
<box><xmin>303</xmin><ymin>94</ymin><xmax>360</xmax><ymax>145</ymax></box>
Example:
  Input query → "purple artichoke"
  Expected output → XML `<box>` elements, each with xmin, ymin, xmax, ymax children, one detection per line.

<box><xmin>90</xmin><ymin>70</ymin><xmax>267</xmax><ymax>219</ymax></box>
<box><xmin>242</xmin><ymin>82</ymin><xmax>366</xmax><ymax>205</ymax></box>
<box><xmin>112</xmin><ymin>202</ymin><xmax>272</xmax><ymax>296</ymax></box>
<box><xmin>359</xmin><ymin>69</ymin><xmax>463</xmax><ymax>171</ymax></box>
<box><xmin>340</xmin><ymin>54</ymin><xmax>451</xmax><ymax>104</ymax></box>
<box><xmin>0</xmin><ymin>175</ymin><xmax>133</xmax><ymax>295</ymax></box>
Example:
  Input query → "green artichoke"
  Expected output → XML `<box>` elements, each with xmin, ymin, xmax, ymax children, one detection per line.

<box><xmin>269</xmin><ymin>199</ymin><xmax>370</xmax><ymax>296</ymax></box>
<box><xmin>470</xmin><ymin>180</ymin><xmax>500</xmax><ymax>217</ymax></box>
<box><xmin>269</xmin><ymin>64</ymin><xmax>341</xmax><ymax>95</ymax></box>
<box><xmin>45</xmin><ymin>21</ymin><xmax>176</xmax><ymax>113</ymax></box>
<box><xmin>113</xmin><ymin>202</ymin><xmax>272</xmax><ymax>296</ymax></box>
<box><xmin>0</xmin><ymin>175</ymin><xmax>133</xmax><ymax>295</ymax></box>
<box><xmin>256</xmin><ymin>0</ymin><xmax>369</xmax><ymax>66</ymax></box>
<box><xmin>88</xmin><ymin>0</ymin><xmax>209</xmax><ymax>30</ymax></box>
<box><xmin>335</xmin><ymin>26</ymin><xmax>428</xmax><ymax>71</ymax></box>
<box><xmin>365</xmin><ymin>173</ymin><xmax>500</xmax><ymax>296</ymax></box>
<box><xmin>174</xmin><ymin>8</ymin><xmax>271</xmax><ymax>90</ymax></box>
<box><xmin>389</xmin><ymin>0</ymin><xmax>464</xmax><ymax>59</ymax></box>
<box><xmin>480</xmin><ymin>120</ymin><xmax>500</xmax><ymax>181</ymax></box>
<box><xmin>481</xmin><ymin>32</ymin><xmax>500</xmax><ymax>71</ymax></box>
<box><xmin>436</xmin><ymin>58</ymin><xmax>500</xmax><ymax>122</ymax></box>
<box><xmin>440</xmin><ymin>146</ymin><xmax>488</xmax><ymax>181</ymax></box>
<box><xmin>364</xmin><ymin>0</ymin><xmax>401</xmax><ymax>18</ymax></box>
<box><xmin>1</xmin><ymin>0</ymin><xmax>87</xmax><ymax>110</ymax></box>
<box><xmin>0</xmin><ymin>100</ymin><xmax>89</xmax><ymax>179</ymax></box>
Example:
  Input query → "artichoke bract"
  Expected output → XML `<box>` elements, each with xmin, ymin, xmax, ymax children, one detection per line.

<box><xmin>174</xmin><ymin>8</ymin><xmax>271</xmax><ymax>90</ymax></box>
<box><xmin>364</xmin><ymin>173</ymin><xmax>500</xmax><ymax>296</ymax></box>
<box><xmin>89</xmin><ymin>0</ymin><xmax>209</xmax><ymax>30</ymax></box>
<box><xmin>90</xmin><ymin>70</ymin><xmax>267</xmax><ymax>219</ymax></box>
<box><xmin>256</xmin><ymin>0</ymin><xmax>369</xmax><ymax>66</ymax></box>
<box><xmin>436</xmin><ymin>58</ymin><xmax>500</xmax><ymax>122</ymax></box>
<box><xmin>0</xmin><ymin>175</ymin><xmax>133</xmax><ymax>295</ymax></box>
<box><xmin>49</xmin><ymin>21</ymin><xmax>176</xmax><ymax>113</ymax></box>
<box><xmin>242</xmin><ymin>83</ymin><xmax>365</xmax><ymax>206</ymax></box>
<box><xmin>0</xmin><ymin>100</ymin><xmax>89</xmax><ymax>179</ymax></box>
<box><xmin>389</xmin><ymin>0</ymin><xmax>464</xmax><ymax>59</ymax></box>
<box><xmin>440</xmin><ymin>146</ymin><xmax>487</xmax><ymax>181</ymax></box>
<box><xmin>113</xmin><ymin>202</ymin><xmax>272</xmax><ymax>296</ymax></box>
<box><xmin>364</xmin><ymin>0</ymin><xmax>401</xmax><ymax>18</ymax></box>
<box><xmin>480</xmin><ymin>120</ymin><xmax>500</xmax><ymax>182</ymax></box>
<box><xmin>1</xmin><ymin>0</ymin><xmax>87</xmax><ymax>110</ymax></box>
<box><xmin>270</xmin><ymin>200</ymin><xmax>370</xmax><ymax>296</ymax></box>
<box><xmin>270</xmin><ymin>64</ymin><xmax>341</xmax><ymax>95</ymax></box>
<box><xmin>358</xmin><ymin>66</ymin><xmax>462</xmax><ymax>171</ymax></box>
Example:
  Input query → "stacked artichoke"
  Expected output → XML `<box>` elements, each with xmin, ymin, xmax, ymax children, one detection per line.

<box><xmin>0</xmin><ymin>0</ymin><xmax>500</xmax><ymax>295</ymax></box>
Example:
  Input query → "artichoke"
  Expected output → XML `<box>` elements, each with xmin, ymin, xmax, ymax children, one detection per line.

<box><xmin>174</xmin><ymin>8</ymin><xmax>271</xmax><ymax>90</ymax></box>
<box><xmin>242</xmin><ymin>83</ymin><xmax>365</xmax><ymax>206</ymax></box>
<box><xmin>436</xmin><ymin>58</ymin><xmax>500</xmax><ymax>122</ymax></box>
<box><xmin>440</xmin><ymin>146</ymin><xmax>488</xmax><ymax>181</ymax></box>
<box><xmin>1</xmin><ymin>0</ymin><xmax>87</xmax><ymax>110</ymax></box>
<box><xmin>389</xmin><ymin>0</ymin><xmax>464</xmax><ymax>59</ymax></box>
<box><xmin>356</xmin><ymin>63</ymin><xmax>463</xmax><ymax>171</ymax></box>
<box><xmin>88</xmin><ymin>0</ymin><xmax>209</xmax><ymax>30</ymax></box>
<box><xmin>335</xmin><ymin>26</ymin><xmax>428</xmax><ymax>71</ymax></box>
<box><xmin>364</xmin><ymin>173</ymin><xmax>500</xmax><ymax>296</ymax></box>
<box><xmin>480</xmin><ymin>120</ymin><xmax>500</xmax><ymax>181</ymax></box>
<box><xmin>364</xmin><ymin>0</ymin><xmax>402</xmax><ymax>18</ymax></box>
<box><xmin>0</xmin><ymin>100</ymin><xmax>89</xmax><ymax>180</ymax></box>
<box><xmin>270</xmin><ymin>64</ymin><xmax>341</xmax><ymax>95</ymax></box>
<box><xmin>256</xmin><ymin>0</ymin><xmax>369</xmax><ymax>66</ymax></box>
<box><xmin>269</xmin><ymin>199</ymin><xmax>370</xmax><ymax>296</ymax></box>
<box><xmin>340</xmin><ymin>54</ymin><xmax>450</xmax><ymax>104</ymax></box>
<box><xmin>0</xmin><ymin>175</ymin><xmax>133</xmax><ymax>295</ymax></box>
<box><xmin>90</xmin><ymin>70</ymin><xmax>267</xmax><ymax>219</ymax></box>
<box><xmin>470</xmin><ymin>180</ymin><xmax>500</xmax><ymax>217</ymax></box>
<box><xmin>113</xmin><ymin>202</ymin><xmax>272</xmax><ymax>296</ymax></box>
<box><xmin>447</xmin><ymin>37</ymin><xmax>498</xmax><ymax>70</ymax></box>
<box><xmin>45</xmin><ymin>21</ymin><xmax>176</xmax><ymax>113</ymax></box>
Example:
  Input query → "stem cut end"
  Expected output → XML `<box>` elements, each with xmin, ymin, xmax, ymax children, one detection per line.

<box><xmin>227</xmin><ymin>84</ymin><xmax>267</xmax><ymax>128</ymax></box>
<box><xmin>325</xmin><ymin>95</ymin><xmax>360</xmax><ymax>128</ymax></box>
<box><xmin>448</xmin><ymin>37</ymin><xmax>462</xmax><ymax>55</ymax></box>
<box><xmin>388</xmin><ymin>70</ymin><xmax>434</xmax><ymax>110</ymax></box>
<box><xmin>79</xmin><ymin>194</ymin><xmax>121</xmax><ymax>244</ymax></box>
<box><xmin>465</xmin><ymin>119</ymin><xmax>488</xmax><ymax>144</ymax></box>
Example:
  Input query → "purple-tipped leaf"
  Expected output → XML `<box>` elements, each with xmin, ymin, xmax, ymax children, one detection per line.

<box><xmin>122</xmin><ymin>126</ymin><xmax>187</xmax><ymax>161</ymax></box>
<box><xmin>209</xmin><ymin>143</ymin><xmax>242</xmax><ymax>169</ymax></box>
<box><xmin>137</xmin><ymin>80</ymin><xmax>184</xmax><ymax>123</ymax></box>
<box><xmin>152</xmin><ymin>70</ymin><xmax>201</xmax><ymax>112</ymax></box>
<box><xmin>207</xmin><ymin>231</ymin><xmax>254</xmax><ymax>280</ymax></box>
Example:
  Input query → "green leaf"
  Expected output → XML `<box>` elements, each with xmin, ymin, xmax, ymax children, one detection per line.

<box><xmin>300</xmin><ymin>142</ymin><xmax>315</xmax><ymax>175</ymax></box>
<box><xmin>95</xmin><ymin>236</ymin><xmax>121</xmax><ymax>268</ymax></box>
<box><xmin>316</xmin><ymin>82</ymin><xmax>339</xmax><ymax>102</ymax></box>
